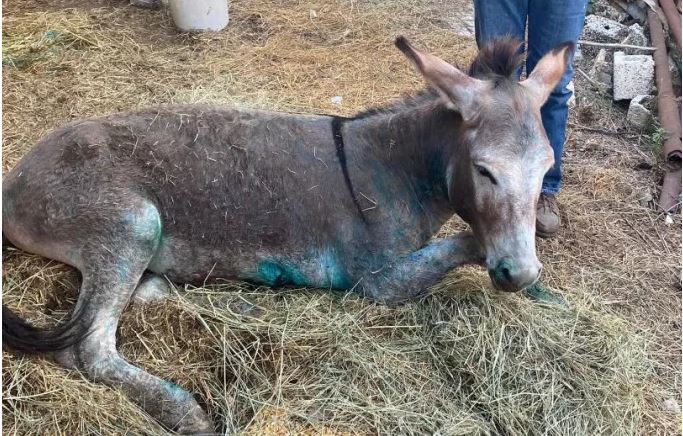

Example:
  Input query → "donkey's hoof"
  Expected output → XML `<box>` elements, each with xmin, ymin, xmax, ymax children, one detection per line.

<box><xmin>53</xmin><ymin>347</ymin><xmax>79</xmax><ymax>370</ymax></box>
<box><xmin>173</xmin><ymin>405</ymin><xmax>215</xmax><ymax>435</ymax></box>
<box><xmin>132</xmin><ymin>274</ymin><xmax>171</xmax><ymax>304</ymax></box>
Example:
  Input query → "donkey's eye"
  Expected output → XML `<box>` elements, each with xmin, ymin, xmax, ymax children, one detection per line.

<box><xmin>475</xmin><ymin>165</ymin><xmax>498</xmax><ymax>185</ymax></box>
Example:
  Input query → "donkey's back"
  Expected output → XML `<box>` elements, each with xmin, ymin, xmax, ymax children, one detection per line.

<box><xmin>3</xmin><ymin>105</ymin><xmax>365</xmax><ymax>286</ymax></box>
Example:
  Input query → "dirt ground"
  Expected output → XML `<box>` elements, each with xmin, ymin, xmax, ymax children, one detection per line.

<box><xmin>2</xmin><ymin>0</ymin><xmax>681</xmax><ymax>435</ymax></box>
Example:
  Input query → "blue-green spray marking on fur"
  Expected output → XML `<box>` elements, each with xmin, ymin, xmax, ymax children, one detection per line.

<box><xmin>523</xmin><ymin>282</ymin><xmax>569</xmax><ymax>309</ymax></box>
<box><xmin>123</xmin><ymin>205</ymin><xmax>162</xmax><ymax>247</ymax></box>
<box><xmin>161</xmin><ymin>380</ymin><xmax>193</xmax><ymax>401</ymax></box>
<box><xmin>318</xmin><ymin>249</ymin><xmax>351</xmax><ymax>289</ymax></box>
<box><xmin>256</xmin><ymin>250</ymin><xmax>351</xmax><ymax>289</ymax></box>
<box><xmin>256</xmin><ymin>260</ymin><xmax>307</xmax><ymax>287</ymax></box>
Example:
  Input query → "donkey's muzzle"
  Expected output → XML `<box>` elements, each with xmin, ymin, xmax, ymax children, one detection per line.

<box><xmin>488</xmin><ymin>257</ymin><xmax>540</xmax><ymax>292</ymax></box>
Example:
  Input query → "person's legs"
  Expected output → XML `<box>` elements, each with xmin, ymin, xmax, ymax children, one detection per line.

<box><xmin>527</xmin><ymin>0</ymin><xmax>588</xmax><ymax>237</ymax></box>
<box><xmin>527</xmin><ymin>0</ymin><xmax>588</xmax><ymax>195</ymax></box>
<box><xmin>474</xmin><ymin>0</ymin><xmax>528</xmax><ymax>65</ymax></box>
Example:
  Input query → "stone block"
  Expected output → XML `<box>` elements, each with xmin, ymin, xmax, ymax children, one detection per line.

<box><xmin>613</xmin><ymin>51</ymin><xmax>654</xmax><ymax>100</ymax></box>
<box><xmin>627</xmin><ymin>95</ymin><xmax>653</xmax><ymax>127</ymax></box>
<box><xmin>621</xmin><ymin>23</ymin><xmax>649</xmax><ymax>54</ymax></box>
<box><xmin>589</xmin><ymin>49</ymin><xmax>612</xmax><ymax>91</ymax></box>
<box><xmin>583</xmin><ymin>15</ymin><xmax>628</xmax><ymax>42</ymax></box>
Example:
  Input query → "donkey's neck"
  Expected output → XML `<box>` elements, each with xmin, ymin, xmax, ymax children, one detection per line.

<box><xmin>342</xmin><ymin>97</ymin><xmax>463</xmax><ymax>231</ymax></box>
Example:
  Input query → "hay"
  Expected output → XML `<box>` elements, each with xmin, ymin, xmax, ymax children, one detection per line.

<box><xmin>1</xmin><ymin>0</ymin><xmax>476</xmax><ymax>171</ymax></box>
<box><xmin>2</xmin><ymin>255</ymin><xmax>656</xmax><ymax>435</ymax></box>
<box><xmin>2</xmin><ymin>0</ymin><xmax>680</xmax><ymax>434</ymax></box>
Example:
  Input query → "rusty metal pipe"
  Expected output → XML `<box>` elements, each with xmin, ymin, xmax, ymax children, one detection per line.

<box><xmin>649</xmin><ymin>10</ymin><xmax>682</xmax><ymax>211</ymax></box>
<box><xmin>660</xmin><ymin>0</ymin><xmax>682</xmax><ymax>49</ymax></box>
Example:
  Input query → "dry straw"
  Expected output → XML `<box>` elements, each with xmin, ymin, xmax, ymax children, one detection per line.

<box><xmin>1</xmin><ymin>257</ymin><xmax>656</xmax><ymax>435</ymax></box>
<box><xmin>2</xmin><ymin>0</ymin><xmax>680</xmax><ymax>434</ymax></box>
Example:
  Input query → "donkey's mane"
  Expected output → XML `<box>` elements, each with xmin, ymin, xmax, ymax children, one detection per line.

<box><xmin>346</xmin><ymin>88</ymin><xmax>440</xmax><ymax>121</ymax></box>
<box><xmin>346</xmin><ymin>38</ymin><xmax>523</xmax><ymax>121</ymax></box>
<box><xmin>468</xmin><ymin>37</ymin><xmax>524</xmax><ymax>80</ymax></box>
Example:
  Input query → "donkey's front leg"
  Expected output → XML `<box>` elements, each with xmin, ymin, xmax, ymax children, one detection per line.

<box><xmin>360</xmin><ymin>232</ymin><xmax>485</xmax><ymax>304</ymax></box>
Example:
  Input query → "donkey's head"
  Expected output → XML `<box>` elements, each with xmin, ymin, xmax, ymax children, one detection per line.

<box><xmin>396</xmin><ymin>37</ymin><xmax>573</xmax><ymax>292</ymax></box>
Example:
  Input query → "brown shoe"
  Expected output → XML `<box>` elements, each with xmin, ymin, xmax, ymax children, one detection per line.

<box><xmin>536</xmin><ymin>193</ymin><xmax>561</xmax><ymax>238</ymax></box>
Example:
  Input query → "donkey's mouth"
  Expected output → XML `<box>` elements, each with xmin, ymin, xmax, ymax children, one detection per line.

<box><xmin>488</xmin><ymin>275</ymin><xmax>523</xmax><ymax>293</ymax></box>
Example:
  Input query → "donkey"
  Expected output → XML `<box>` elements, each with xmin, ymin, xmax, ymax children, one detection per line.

<box><xmin>2</xmin><ymin>37</ymin><xmax>572</xmax><ymax>433</ymax></box>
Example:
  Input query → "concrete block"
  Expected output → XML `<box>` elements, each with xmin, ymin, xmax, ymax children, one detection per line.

<box><xmin>588</xmin><ymin>0</ymin><xmax>629</xmax><ymax>22</ymax></box>
<box><xmin>613</xmin><ymin>51</ymin><xmax>654</xmax><ymax>100</ymax></box>
<box><xmin>627</xmin><ymin>95</ymin><xmax>653</xmax><ymax>127</ymax></box>
<box><xmin>621</xmin><ymin>23</ymin><xmax>649</xmax><ymax>53</ymax></box>
<box><xmin>583</xmin><ymin>15</ymin><xmax>628</xmax><ymax>42</ymax></box>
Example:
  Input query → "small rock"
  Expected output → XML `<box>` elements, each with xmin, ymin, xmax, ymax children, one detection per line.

<box><xmin>588</xmin><ymin>1</ymin><xmax>629</xmax><ymax>22</ymax></box>
<box><xmin>613</xmin><ymin>51</ymin><xmax>654</xmax><ymax>100</ymax></box>
<box><xmin>589</xmin><ymin>49</ymin><xmax>612</xmax><ymax>90</ymax></box>
<box><xmin>583</xmin><ymin>15</ymin><xmax>628</xmax><ymax>43</ymax></box>
<box><xmin>627</xmin><ymin>95</ymin><xmax>653</xmax><ymax>127</ymax></box>
<box><xmin>567</xmin><ymin>80</ymin><xmax>576</xmax><ymax>107</ymax></box>
<box><xmin>665</xmin><ymin>214</ymin><xmax>674</xmax><ymax>225</ymax></box>
<box><xmin>621</xmin><ymin>23</ymin><xmax>649</xmax><ymax>53</ymax></box>
<box><xmin>661</xmin><ymin>399</ymin><xmax>679</xmax><ymax>412</ymax></box>
<box><xmin>628</xmin><ymin>23</ymin><xmax>647</xmax><ymax>44</ymax></box>
<box><xmin>330</xmin><ymin>96</ymin><xmax>343</xmax><ymax>105</ymax></box>
<box><xmin>309</xmin><ymin>9</ymin><xmax>317</xmax><ymax>19</ymax></box>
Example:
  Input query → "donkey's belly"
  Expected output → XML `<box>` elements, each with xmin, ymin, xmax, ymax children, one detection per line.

<box><xmin>148</xmin><ymin>234</ymin><xmax>353</xmax><ymax>290</ymax></box>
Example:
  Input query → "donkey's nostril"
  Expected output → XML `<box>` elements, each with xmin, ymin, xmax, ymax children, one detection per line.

<box><xmin>495</xmin><ymin>258</ymin><xmax>514</xmax><ymax>280</ymax></box>
<box><xmin>501</xmin><ymin>265</ymin><xmax>512</xmax><ymax>282</ymax></box>
<box><xmin>489</xmin><ymin>258</ymin><xmax>516</xmax><ymax>289</ymax></box>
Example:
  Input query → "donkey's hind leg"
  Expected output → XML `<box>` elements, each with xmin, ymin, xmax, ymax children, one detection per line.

<box><xmin>51</xmin><ymin>205</ymin><xmax>212</xmax><ymax>433</ymax></box>
<box><xmin>72</xmin><ymin>270</ymin><xmax>212</xmax><ymax>434</ymax></box>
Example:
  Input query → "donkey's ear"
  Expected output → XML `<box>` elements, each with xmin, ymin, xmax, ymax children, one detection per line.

<box><xmin>395</xmin><ymin>36</ymin><xmax>487</xmax><ymax>122</ymax></box>
<box><xmin>521</xmin><ymin>42</ymin><xmax>574</xmax><ymax>106</ymax></box>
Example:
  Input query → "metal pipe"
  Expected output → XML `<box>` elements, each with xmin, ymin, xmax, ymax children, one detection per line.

<box><xmin>660</xmin><ymin>0</ymin><xmax>682</xmax><ymax>49</ymax></box>
<box><xmin>649</xmin><ymin>10</ymin><xmax>682</xmax><ymax>212</ymax></box>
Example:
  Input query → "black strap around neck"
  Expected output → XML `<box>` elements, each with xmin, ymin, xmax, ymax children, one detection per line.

<box><xmin>331</xmin><ymin>116</ymin><xmax>368</xmax><ymax>223</ymax></box>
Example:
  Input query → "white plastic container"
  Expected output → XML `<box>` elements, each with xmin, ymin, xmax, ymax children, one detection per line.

<box><xmin>169</xmin><ymin>0</ymin><xmax>229</xmax><ymax>32</ymax></box>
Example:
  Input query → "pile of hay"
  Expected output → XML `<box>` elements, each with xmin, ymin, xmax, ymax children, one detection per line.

<box><xmin>2</xmin><ymin>258</ymin><xmax>655</xmax><ymax>435</ymax></box>
<box><xmin>2</xmin><ymin>0</ymin><xmax>679</xmax><ymax>434</ymax></box>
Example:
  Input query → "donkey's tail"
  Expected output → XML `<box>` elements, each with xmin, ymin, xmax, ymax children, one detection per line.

<box><xmin>2</xmin><ymin>304</ymin><xmax>91</xmax><ymax>353</ymax></box>
<box><xmin>2</xmin><ymin>230</ymin><xmax>93</xmax><ymax>353</ymax></box>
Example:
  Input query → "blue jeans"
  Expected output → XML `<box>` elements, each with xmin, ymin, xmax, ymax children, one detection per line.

<box><xmin>474</xmin><ymin>0</ymin><xmax>588</xmax><ymax>195</ymax></box>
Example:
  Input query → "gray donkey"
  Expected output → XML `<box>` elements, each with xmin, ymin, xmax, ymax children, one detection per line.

<box><xmin>3</xmin><ymin>37</ymin><xmax>572</xmax><ymax>433</ymax></box>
